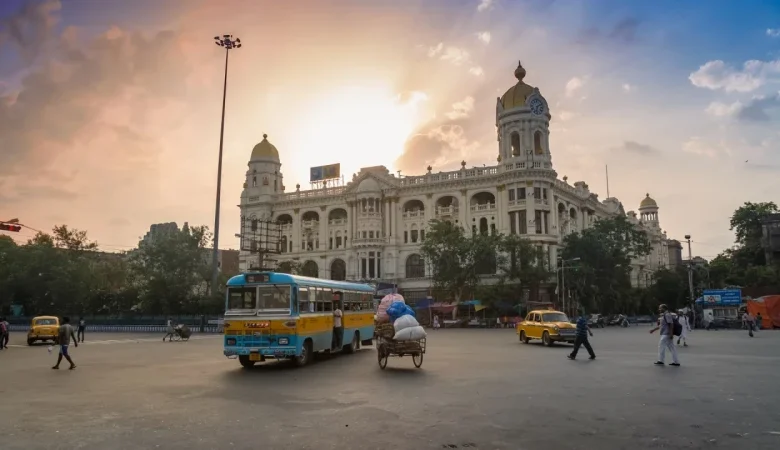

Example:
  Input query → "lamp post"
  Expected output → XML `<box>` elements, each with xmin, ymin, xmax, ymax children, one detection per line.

<box><xmin>558</xmin><ymin>257</ymin><xmax>581</xmax><ymax>317</ymax></box>
<box><xmin>210</xmin><ymin>34</ymin><xmax>242</xmax><ymax>298</ymax></box>
<box><xmin>685</xmin><ymin>234</ymin><xmax>696</xmax><ymax>325</ymax></box>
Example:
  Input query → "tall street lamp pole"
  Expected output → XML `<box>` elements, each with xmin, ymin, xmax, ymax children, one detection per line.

<box><xmin>685</xmin><ymin>234</ymin><xmax>696</xmax><ymax>325</ymax></box>
<box><xmin>210</xmin><ymin>34</ymin><xmax>242</xmax><ymax>298</ymax></box>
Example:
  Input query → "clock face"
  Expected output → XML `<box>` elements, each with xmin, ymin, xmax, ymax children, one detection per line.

<box><xmin>529</xmin><ymin>98</ymin><xmax>545</xmax><ymax>115</ymax></box>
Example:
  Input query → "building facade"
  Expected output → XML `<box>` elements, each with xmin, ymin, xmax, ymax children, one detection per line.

<box><xmin>237</xmin><ymin>61</ymin><xmax>671</xmax><ymax>300</ymax></box>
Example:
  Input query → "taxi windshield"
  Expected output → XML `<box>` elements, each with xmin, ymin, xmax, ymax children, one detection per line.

<box><xmin>542</xmin><ymin>312</ymin><xmax>568</xmax><ymax>323</ymax></box>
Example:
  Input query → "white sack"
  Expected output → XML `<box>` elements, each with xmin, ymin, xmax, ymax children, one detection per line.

<box><xmin>393</xmin><ymin>314</ymin><xmax>420</xmax><ymax>333</ymax></box>
<box><xmin>393</xmin><ymin>325</ymin><xmax>427</xmax><ymax>341</ymax></box>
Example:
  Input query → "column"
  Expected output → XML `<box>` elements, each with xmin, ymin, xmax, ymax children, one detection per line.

<box><xmin>347</xmin><ymin>202</ymin><xmax>353</xmax><ymax>248</ymax></box>
<box><xmin>292</xmin><ymin>211</ymin><xmax>301</xmax><ymax>253</ymax></box>
<box><xmin>392</xmin><ymin>199</ymin><xmax>398</xmax><ymax>239</ymax></box>
<box><xmin>527</xmin><ymin>183</ymin><xmax>536</xmax><ymax>235</ymax></box>
<box><xmin>384</xmin><ymin>199</ymin><xmax>390</xmax><ymax>237</ymax></box>
<box><xmin>496</xmin><ymin>188</ymin><xmax>505</xmax><ymax>234</ymax></box>
<box><xmin>319</xmin><ymin>209</ymin><xmax>327</xmax><ymax>250</ymax></box>
<box><xmin>459</xmin><ymin>190</ymin><xmax>468</xmax><ymax>228</ymax></box>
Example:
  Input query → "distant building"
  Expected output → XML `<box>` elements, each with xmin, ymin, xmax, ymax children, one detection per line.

<box><xmin>667</xmin><ymin>239</ymin><xmax>683</xmax><ymax>267</ymax></box>
<box><xmin>761</xmin><ymin>214</ymin><xmax>780</xmax><ymax>265</ymax></box>
<box><xmin>217</xmin><ymin>249</ymin><xmax>240</xmax><ymax>276</ymax></box>
<box><xmin>141</xmin><ymin>222</ymin><xmax>182</xmax><ymax>246</ymax></box>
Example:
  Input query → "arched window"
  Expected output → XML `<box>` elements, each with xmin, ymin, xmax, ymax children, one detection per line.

<box><xmin>511</xmin><ymin>132</ymin><xmax>521</xmax><ymax>156</ymax></box>
<box><xmin>405</xmin><ymin>254</ymin><xmax>425</xmax><ymax>278</ymax></box>
<box><xmin>252</xmin><ymin>176</ymin><xmax>257</xmax><ymax>187</ymax></box>
<box><xmin>330</xmin><ymin>259</ymin><xmax>346</xmax><ymax>281</ymax></box>
<box><xmin>479</xmin><ymin>218</ymin><xmax>488</xmax><ymax>235</ymax></box>
<box><xmin>280</xmin><ymin>236</ymin><xmax>287</xmax><ymax>253</ymax></box>
<box><xmin>534</xmin><ymin>131</ymin><xmax>544</xmax><ymax>155</ymax></box>
<box><xmin>301</xmin><ymin>260</ymin><xmax>319</xmax><ymax>278</ymax></box>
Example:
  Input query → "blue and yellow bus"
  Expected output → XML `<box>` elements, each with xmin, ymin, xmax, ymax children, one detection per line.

<box><xmin>222</xmin><ymin>272</ymin><xmax>376</xmax><ymax>368</ymax></box>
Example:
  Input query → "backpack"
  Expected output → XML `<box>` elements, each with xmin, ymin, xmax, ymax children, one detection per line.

<box><xmin>672</xmin><ymin>316</ymin><xmax>683</xmax><ymax>336</ymax></box>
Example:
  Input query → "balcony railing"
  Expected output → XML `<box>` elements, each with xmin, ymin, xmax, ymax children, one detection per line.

<box><xmin>435</xmin><ymin>206</ymin><xmax>458</xmax><ymax>217</ymax></box>
<box><xmin>507</xmin><ymin>199</ymin><xmax>526</xmax><ymax>207</ymax></box>
<box><xmin>534</xmin><ymin>198</ymin><xmax>550</xmax><ymax>206</ymax></box>
<box><xmin>302</xmin><ymin>220</ymin><xmax>319</xmax><ymax>228</ymax></box>
<box><xmin>279</xmin><ymin>223</ymin><xmax>293</xmax><ymax>232</ymax></box>
<box><xmin>329</xmin><ymin>218</ymin><xmax>347</xmax><ymax>226</ymax></box>
<box><xmin>402</xmin><ymin>210</ymin><xmax>424</xmax><ymax>219</ymax></box>
<box><xmin>351</xmin><ymin>237</ymin><xmax>387</xmax><ymax>246</ymax></box>
<box><xmin>470</xmin><ymin>203</ymin><xmax>496</xmax><ymax>212</ymax></box>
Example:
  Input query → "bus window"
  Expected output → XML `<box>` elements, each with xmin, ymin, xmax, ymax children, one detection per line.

<box><xmin>298</xmin><ymin>287</ymin><xmax>311</xmax><ymax>314</ymax></box>
<box><xmin>257</xmin><ymin>285</ymin><xmax>291</xmax><ymax>311</ymax></box>
<box><xmin>227</xmin><ymin>287</ymin><xmax>257</xmax><ymax>311</ymax></box>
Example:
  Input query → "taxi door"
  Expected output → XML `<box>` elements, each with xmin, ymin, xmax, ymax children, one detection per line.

<box><xmin>529</xmin><ymin>313</ymin><xmax>542</xmax><ymax>339</ymax></box>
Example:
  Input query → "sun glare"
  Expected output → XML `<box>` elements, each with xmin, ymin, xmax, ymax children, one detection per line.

<box><xmin>292</xmin><ymin>84</ymin><xmax>428</xmax><ymax>181</ymax></box>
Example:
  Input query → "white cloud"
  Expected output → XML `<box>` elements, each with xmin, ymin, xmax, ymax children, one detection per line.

<box><xmin>706</xmin><ymin>101</ymin><xmax>742</xmax><ymax>117</ymax></box>
<box><xmin>565</xmin><ymin>77</ymin><xmax>584</xmax><ymax>97</ymax></box>
<box><xmin>469</xmin><ymin>66</ymin><xmax>484</xmax><ymax>76</ymax></box>
<box><xmin>682</xmin><ymin>137</ymin><xmax>724</xmax><ymax>158</ymax></box>
<box><xmin>427</xmin><ymin>42</ymin><xmax>471</xmax><ymax>66</ymax></box>
<box><xmin>689</xmin><ymin>59</ymin><xmax>780</xmax><ymax>93</ymax></box>
<box><xmin>427</xmin><ymin>42</ymin><xmax>444</xmax><ymax>58</ymax></box>
<box><xmin>446</xmin><ymin>96</ymin><xmax>475</xmax><ymax>120</ymax></box>
<box><xmin>557</xmin><ymin>110</ymin><xmax>576</xmax><ymax>121</ymax></box>
<box><xmin>476</xmin><ymin>31</ymin><xmax>491</xmax><ymax>44</ymax></box>
<box><xmin>768</xmin><ymin>28</ymin><xmax>780</xmax><ymax>38</ymax></box>
<box><xmin>477</xmin><ymin>0</ymin><xmax>493</xmax><ymax>12</ymax></box>
<box><xmin>622</xmin><ymin>83</ymin><xmax>634</xmax><ymax>93</ymax></box>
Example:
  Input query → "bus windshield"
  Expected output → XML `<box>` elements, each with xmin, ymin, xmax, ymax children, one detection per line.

<box><xmin>226</xmin><ymin>285</ymin><xmax>291</xmax><ymax>314</ymax></box>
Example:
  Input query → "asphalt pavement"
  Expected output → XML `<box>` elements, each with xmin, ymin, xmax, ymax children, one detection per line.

<box><xmin>1</xmin><ymin>326</ymin><xmax>779</xmax><ymax>450</ymax></box>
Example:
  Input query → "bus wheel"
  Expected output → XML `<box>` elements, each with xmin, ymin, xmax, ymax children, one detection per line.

<box><xmin>238</xmin><ymin>355</ymin><xmax>256</xmax><ymax>369</ymax></box>
<box><xmin>344</xmin><ymin>332</ymin><xmax>359</xmax><ymax>354</ymax></box>
<box><xmin>295</xmin><ymin>340</ymin><xmax>312</xmax><ymax>367</ymax></box>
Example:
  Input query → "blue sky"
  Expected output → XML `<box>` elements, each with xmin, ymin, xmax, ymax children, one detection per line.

<box><xmin>1</xmin><ymin>0</ymin><xmax>779</xmax><ymax>257</ymax></box>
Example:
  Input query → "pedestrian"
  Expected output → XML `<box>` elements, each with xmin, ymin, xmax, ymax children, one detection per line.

<box><xmin>163</xmin><ymin>317</ymin><xmax>175</xmax><ymax>342</ymax></box>
<box><xmin>432</xmin><ymin>315</ymin><xmax>440</xmax><ymax>330</ymax></box>
<box><xmin>496</xmin><ymin>317</ymin><xmax>501</xmax><ymax>329</ymax></box>
<box><xmin>52</xmin><ymin>316</ymin><xmax>78</xmax><ymax>370</ymax></box>
<box><xmin>77</xmin><ymin>317</ymin><xmax>86</xmax><ymax>343</ymax></box>
<box><xmin>676</xmin><ymin>311</ymin><xmax>690</xmax><ymax>347</ymax></box>
<box><xmin>649</xmin><ymin>304</ymin><xmax>680</xmax><ymax>366</ymax></box>
<box><xmin>332</xmin><ymin>301</ymin><xmax>343</xmax><ymax>350</ymax></box>
<box><xmin>756</xmin><ymin>312</ymin><xmax>763</xmax><ymax>331</ymax></box>
<box><xmin>0</xmin><ymin>317</ymin><xmax>8</xmax><ymax>350</ymax></box>
<box><xmin>568</xmin><ymin>311</ymin><xmax>595</xmax><ymax>360</ymax></box>
<box><xmin>746</xmin><ymin>312</ymin><xmax>755</xmax><ymax>337</ymax></box>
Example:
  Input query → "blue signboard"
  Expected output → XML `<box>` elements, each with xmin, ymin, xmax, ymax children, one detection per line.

<box><xmin>698</xmin><ymin>289</ymin><xmax>742</xmax><ymax>306</ymax></box>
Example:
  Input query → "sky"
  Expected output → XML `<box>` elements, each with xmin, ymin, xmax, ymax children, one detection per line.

<box><xmin>0</xmin><ymin>0</ymin><xmax>779</xmax><ymax>258</ymax></box>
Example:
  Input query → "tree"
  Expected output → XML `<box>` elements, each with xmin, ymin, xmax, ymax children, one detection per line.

<box><xmin>560</xmin><ymin>215</ymin><xmax>651</xmax><ymax>313</ymax></box>
<box><xmin>420</xmin><ymin>220</ymin><xmax>500</xmax><ymax>304</ymax></box>
<box><xmin>276</xmin><ymin>260</ymin><xmax>302</xmax><ymax>275</ymax></box>
<box><xmin>730</xmin><ymin>202</ymin><xmax>778</xmax><ymax>250</ymax></box>
<box><xmin>128</xmin><ymin>224</ymin><xmax>213</xmax><ymax>314</ymax></box>
<box><xmin>497</xmin><ymin>234</ymin><xmax>553</xmax><ymax>304</ymax></box>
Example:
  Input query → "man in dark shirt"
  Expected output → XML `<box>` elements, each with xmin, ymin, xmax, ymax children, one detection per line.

<box><xmin>52</xmin><ymin>316</ymin><xmax>78</xmax><ymax>370</ymax></box>
<box><xmin>568</xmin><ymin>311</ymin><xmax>595</xmax><ymax>360</ymax></box>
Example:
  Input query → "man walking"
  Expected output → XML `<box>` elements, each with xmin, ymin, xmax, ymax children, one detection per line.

<box><xmin>746</xmin><ymin>312</ymin><xmax>755</xmax><ymax>337</ymax></box>
<box><xmin>677</xmin><ymin>311</ymin><xmax>690</xmax><ymax>347</ymax></box>
<box><xmin>52</xmin><ymin>316</ymin><xmax>78</xmax><ymax>370</ymax></box>
<box><xmin>0</xmin><ymin>317</ymin><xmax>8</xmax><ymax>350</ymax></box>
<box><xmin>650</xmin><ymin>304</ymin><xmax>680</xmax><ymax>366</ymax></box>
<box><xmin>77</xmin><ymin>317</ymin><xmax>86</xmax><ymax>343</ymax></box>
<box><xmin>568</xmin><ymin>311</ymin><xmax>595</xmax><ymax>360</ymax></box>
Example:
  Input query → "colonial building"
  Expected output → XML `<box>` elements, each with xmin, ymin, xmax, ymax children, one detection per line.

<box><xmin>237</xmin><ymin>61</ymin><xmax>671</xmax><ymax>301</ymax></box>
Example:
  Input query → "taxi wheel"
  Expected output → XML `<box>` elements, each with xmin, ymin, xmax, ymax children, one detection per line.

<box><xmin>520</xmin><ymin>331</ymin><xmax>530</xmax><ymax>344</ymax></box>
<box><xmin>27</xmin><ymin>338</ymin><xmax>34</xmax><ymax>346</ymax></box>
<box><xmin>238</xmin><ymin>355</ymin><xmax>256</xmax><ymax>369</ymax></box>
<box><xmin>542</xmin><ymin>331</ymin><xmax>554</xmax><ymax>346</ymax></box>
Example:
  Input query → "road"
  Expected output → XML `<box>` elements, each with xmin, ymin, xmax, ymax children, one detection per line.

<box><xmin>1</xmin><ymin>327</ymin><xmax>779</xmax><ymax>450</ymax></box>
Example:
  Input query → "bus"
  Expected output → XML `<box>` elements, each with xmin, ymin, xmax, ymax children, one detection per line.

<box><xmin>222</xmin><ymin>272</ymin><xmax>376</xmax><ymax>368</ymax></box>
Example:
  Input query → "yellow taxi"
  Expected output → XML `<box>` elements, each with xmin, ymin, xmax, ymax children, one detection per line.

<box><xmin>517</xmin><ymin>309</ymin><xmax>577</xmax><ymax>346</ymax></box>
<box><xmin>27</xmin><ymin>316</ymin><xmax>60</xmax><ymax>346</ymax></box>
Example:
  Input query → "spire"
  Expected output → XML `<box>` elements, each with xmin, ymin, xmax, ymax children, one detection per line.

<box><xmin>514</xmin><ymin>60</ymin><xmax>526</xmax><ymax>82</ymax></box>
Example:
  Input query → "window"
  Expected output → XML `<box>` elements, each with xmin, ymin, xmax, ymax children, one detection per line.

<box><xmin>406</xmin><ymin>254</ymin><xmax>425</xmax><ymax>278</ymax></box>
<box><xmin>336</xmin><ymin>236</ymin><xmax>343</xmax><ymax>248</ymax></box>
<box><xmin>509</xmin><ymin>212</ymin><xmax>516</xmax><ymax>235</ymax></box>
<box><xmin>535</xmin><ymin>210</ymin><xmax>543</xmax><ymax>234</ymax></box>
<box><xmin>491</xmin><ymin>223</ymin><xmax>496</xmax><ymax>235</ymax></box>
<box><xmin>533</xmin><ymin>313</ymin><xmax>541</xmax><ymax>322</ymax></box>
<box><xmin>542</xmin><ymin>188</ymin><xmax>548</xmax><ymax>200</ymax></box>
<box><xmin>299</xmin><ymin>287</ymin><xmax>313</xmax><ymax>313</ymax></box>
<box><xmin>362</xmin><ymin>231</ymin><xmax>367</xmax><ymax>239</ymax></box>
<box><xmin>511</xmin><ymin>132</ymin><xmax>521</xmax><ymax>156</ymax></box>
<box><xmin>227</xmin><ymin>287</ymin><xmax>256</xmax><ymax>311</ymax></box>
<box><xmin>274</xmin><ymin>179</ymin><xmax>277</xmax><ymax>191</ymax></box>
<box><xmin>518</xmin><ymin>210</ymin><xmax>527</xmax><ymax>234</ymax></box>
<box><xmin>280</xmin><ymin>236</ymin><xmax>287</xmax><ymax>253</ymax></box>
<box><xmin>525</xmin><ymin>314</ymin><xmax>533</xmax><ymax>322</ymax></box>
<box><xmin>509</xmin><ymin>189</ymin><xmax>515</xmax><ymax>201</ymax></box>
<box><xmin>369</xmin><ymin>231</ymin><xmax>374</xmax><ymax>239</ymax></box>
<box><xmin>404</xmin><ymin>231</ymin><xmax>408</xmax><ymax>243</ymax></box>
<box><xmin>534</xmin><ymin>187</ymin><xmax>541</xmax><ymax>199</ymax></box>
<box><xmin>411</xmin><ymin>229</ymin><xmax>419</xmax><ymax>243</ymax></box>
<box><xmin>542</xmin><ymin>312</ymin><xmax>567</xmax><ymax>323</ymax></box>
<box><xmin>252</xmin><ymin>176</ymin><xmax>257</xmax><ymax>187</ymax></box>
<box><xmin>257</xmin><ymin>286</ymin><xmax>291</xmax><ymax>311</ymax></box>
<box><xmin>534</xmin><ymin>131</ymin><xmax>543</xmax><ymax>154</ymax></box>
<box><xmin>518</xmin><ymin>188</ymin><xmax>526</xmax><ymax>200</ymax></box>
<box><xmin>329</xmin><ymin>237</ymin><xmax>333</xmax><ymax>250</ymax></box>
<box><xmin>479</xmin><ymin>218</ymin><xmax>488</xmax><ymax>235</ymax></box>
<box><xmin>289</xmin><ymin>240</ymin><xmax>293</xmax><ymax>252</ymax></box>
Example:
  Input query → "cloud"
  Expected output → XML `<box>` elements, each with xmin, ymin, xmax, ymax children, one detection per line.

<box><xmin>396</xmin><ymin>123</ymin><xmax>480</xmax><ymax>172</ymax></box>
<box><xmin>557</xmin><ymin>110</ymin><xmax>576</xmax><ymax>122</ymax></box>
<box><xmin>446</xmin><ymin>96</ymin><xmax>475</xmax><ymax>120</ymax></box>
<box><xmin>682</xmin><ymin>137</ymin><xmax>725</xmax><ymax>158</ymax></box>
<box><xmin>427</xmin><ymin>42</ymin><xmax>471</xmax><ymax>66</ymax></box>
<box><xmin>577</xmin><ymin>18</ymin><xmax>640</xmax><ymax>45</ymax></box>
<box><xmin>476</xmin><ymin>31</ymin><xmax>491</xmax><ymax>44</ymax></box>
<box><xmin>622</xmin><ymin>83</ymin><xmax>634</xmax><ymax>93</ymax></box>
<box><xmin>0</xmin><ymin>0</ymin><xmax>61</xmax><ymax>65</ymax></box>
<box><xmin>565</xmin><ymin>77</ymin><xmax>584</xmax><ymax>97</ymax></box>
<box><xmin>469</xmin><ymin>66</ymin><xmax>484</xmax><ymax>76</ymax></box>
<box><xmin>689</xmin><ymin>59</ymin><xmax>780</xmax><ymax>92</ymax></box>
<box><xmin>477</xmin><ymin>0</ymin><xmax>494</xmax><ymax>12</ymax></box>
<box><xmin>706</xmin><ymin>93</ymin><xmax>780</xmax><ymax>122</ymax></box>
<box><xmin>616</xmin><ymin>141</ymin><xmax>660</xmax><ymax>156</ymax></box>
<box><xmin>768</xmin><ymin>28</ymin><xmax>780</xmax><ymax>38</ymax></box>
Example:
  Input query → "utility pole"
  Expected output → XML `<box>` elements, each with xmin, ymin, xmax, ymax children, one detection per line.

<box><xmin>685</xmin><ymin>234</ymin><xmax>696</xmax><ymax>325</ymax></box>
<box><xmin>210</xmin><ymin>34</ymin><xmax>242</xmax><ymax>298</ymax></box>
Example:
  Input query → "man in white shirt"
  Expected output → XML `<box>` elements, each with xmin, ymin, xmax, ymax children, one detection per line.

<box><xmin>650</xmin><ymin>304</ymin><xmax>680</xmax><ymax>366</ymax></box>
<box><xmin>676</xmin><ymin>311</ymin><xmax>690</xmax><ymax>347</ymax></box>
<box><xmin>332</xmin><ymin>303</ymin><xmax>343</xmax><ymax>350</ymax></box>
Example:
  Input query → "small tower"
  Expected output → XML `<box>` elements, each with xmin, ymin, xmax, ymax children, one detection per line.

<box><xmin>496</xmin><ymin>61</ymin><xmax>553</xmax><ymax>170</ymax></box>
<box><xmin>638</xmin><ymin>193</ymin><xmax>659</xmax><ymax>227</ymax></box>
<box><xmin>241</xmin><ymin>134</ymin><xmax>283</xmax><ymax>220</ymax></box>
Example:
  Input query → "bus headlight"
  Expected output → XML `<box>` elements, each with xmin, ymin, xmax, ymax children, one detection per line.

<box><xmin>226</xmin><ymin>338</ymin><xmax>236</xmax><ymax>346</ymax></box>
<box><xmin>278</xmin><ymin>338</ymin><xmax>289</xmax><ymax>345</ymax></box>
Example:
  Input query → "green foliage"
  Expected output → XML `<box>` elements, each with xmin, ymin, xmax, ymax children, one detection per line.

<box><xmin>560</xmin><ymin>215</ymin><xmax>651</xmax><ymax>313</ymax></box>
<box><xmin>496</xmin><ymin>234</ymin><xmax>553</xmax><ymax>302</ymax></box>
<box><xmin>276</xmin><ymin>260</ymin><xmax>302</xmax><ymax>275</ymax></box>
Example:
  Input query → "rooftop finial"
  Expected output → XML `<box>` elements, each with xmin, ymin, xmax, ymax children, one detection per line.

<box><xmin>514</xmin><ymin>60</ymin><xmax>526</xmax><ymax>81</ymax></box>
<box><xmin>263</xmin><ymin>133</ymin><xmax>268</xmax><ymax>139</ymax></box>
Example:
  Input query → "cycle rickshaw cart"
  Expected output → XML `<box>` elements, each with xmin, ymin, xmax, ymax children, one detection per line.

<box><xmin>374</xmin><ymin>322</ymin><xmax>426</xmax><ymax>369</ymax></box>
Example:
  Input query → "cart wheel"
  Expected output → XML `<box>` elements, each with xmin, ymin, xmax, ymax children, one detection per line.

<box><xmin>413</xmin><ymin>352</ymin><xmax>423</xmax><ymax>368</ymax></box>
<box><xmin>172</xmin><ymin>334</ymin><xmax>181</xmax><ymax>342</ymax></box>
<box><xmin>377</xmin><ymin>344</ymin><xmax>388</xmax><ymax>370</ymax></box>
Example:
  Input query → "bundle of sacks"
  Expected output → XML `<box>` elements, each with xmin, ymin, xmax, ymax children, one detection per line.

<box><xmin>387</xmin><ymin>300</ymin><xmax>427</xmax><ymax>341</ymax></box>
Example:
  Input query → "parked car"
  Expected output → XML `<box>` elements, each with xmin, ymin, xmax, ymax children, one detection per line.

<box><xmin>588</xmin><ymin>314</ymin><xmax>605</xmax><ymax>328</ymax></box>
